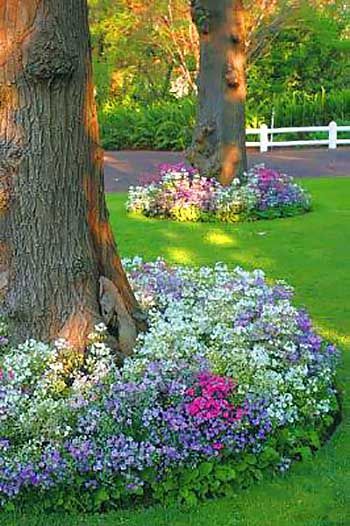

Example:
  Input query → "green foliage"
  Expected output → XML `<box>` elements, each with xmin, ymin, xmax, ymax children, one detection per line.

<box><xmin>7</xmin><ymin>425</ymin><xmax>333</xmax><ymax>514</ymax></box>
<box><xmin>2</xmin><ymin>418</ymin><xmax>337</xmax><ymax>515</ymax></box>
<box><xmin>89</xmin><ymin>0</ymin><xmax>350</xmax><ymax>125</ymax></box>
<box><xmin>99</xmin><ymin>98</ymin><xmax>196</xmax><ymax>150</ymax></box>
<box><xmin>270</xmin><ymin>90</ymin><xmax>350</xmax><ymax>128</ymax></box>
<box><xmin>90</xmin><ymin>0</ymin><xmax>350</xmax><ymax>151</ymax></box>
<box><xmin>1</xmin><ymin>177</ymin><xmax>350</xmax><ymax>526</ymax></box>
<box><xmin>89</xmin><ymin>0</ymin><xmax>197</xmax><ymax>106</ymax></box>
<box><xmin>252</xmin><ymin>204</ymin><xmax>312</xmax><ymax>221</ymax></box>
<box><xmin>248</xmin><ymin>2</ymin><xmax>350</xmax><ymax>102</ymax></box>
<box><xmin>99</xmin><ymin>90</ymin><xmax>350</xmax><ymax>151</ymax></box>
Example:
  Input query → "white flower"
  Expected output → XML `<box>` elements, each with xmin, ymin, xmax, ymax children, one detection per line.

<box><xmin>94</xmin><ymin>323</ymin><xmax>107</xmax><ymax>333</ymax></box>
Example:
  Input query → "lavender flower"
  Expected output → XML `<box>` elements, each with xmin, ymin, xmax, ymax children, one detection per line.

<box><xmin>127</xmin><ymin>164</ymin><xmax>311</xmax><ymax>223</ymax></box>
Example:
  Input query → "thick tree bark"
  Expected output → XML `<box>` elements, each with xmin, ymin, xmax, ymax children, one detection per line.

<box><xmin>187</xmin><ymin>0</ymin><xmax>247</xmax><ymax>185</ymax></box>
<box><xmin>0</xmin><ymin>0</ymin><xmax>143</xmax><ymax>355</ymax></box>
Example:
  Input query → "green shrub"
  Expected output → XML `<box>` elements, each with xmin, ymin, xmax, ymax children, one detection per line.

<box><xmin>270</xmin><ymin>90</ymin><xmax>350</xmax><ymax>128</ymax></box>
<box><xmin>99</xmin><ymin>98</ymin><xmax>196</xmax><ymax>150</ymax></box>
<box><xmin>99</xmin><ymin>90</ymin><xmax>350</xmax><ymax>151</ymax></box>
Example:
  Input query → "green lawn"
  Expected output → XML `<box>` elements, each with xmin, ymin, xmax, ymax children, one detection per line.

<box><xmin>3</xmin><ymin>177</ymin><xmax>350</xmax><ymax>526</ymax></box>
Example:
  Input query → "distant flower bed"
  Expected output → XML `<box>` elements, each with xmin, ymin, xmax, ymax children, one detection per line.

<box><xmin>126</xmin><ymin>164</ymin><xmax>311</xmax><ymax>222</ymax></box>
<box><xmin>0</xmin><ymin>260</ymin><xmax>339</xmax><ymax>512</ymax></box>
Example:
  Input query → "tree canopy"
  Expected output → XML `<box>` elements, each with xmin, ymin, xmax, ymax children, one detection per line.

<box><xmin>88</xmin><ymin>0</ymin><xmax>349</xmax><ymax>106</ymax></box>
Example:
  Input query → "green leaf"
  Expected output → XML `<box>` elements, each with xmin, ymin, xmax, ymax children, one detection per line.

<box><xmin>215</xmin><ymin>465</ymin><xmax>237</xmax><ymax>482</ymax></box>
<box><xmin>245</xmin><ymin>454</ymin><xmax>257</xmax><ymax>465</ymax></box>
<box><xmin>199</xmin><ymin>461</ymin><xmax>214</xmax><ymax>477</ymax></box>
<box><xmin>180</xmin><ymin>488</ymin><xmax>198</xmax><ymax>507</ymax></box>
<box><xmin>162</xmin><ymin>477</ymin><xmax>177</xmax><ymax>492</ymax></box>
<box><xmin>236</xmin><ymin>461</ymin><xmax>248</xmax><ymax>472</ymax></box>
<box><xmin>295</xmin><ymin>446</ymin><xmax>313</xmax><ymax>461</ymax></box>
<box><xmin>3</xmin><ymin>502</ymin><xmax>16</xmax><ymax>513</ymax></box>
<box><xmin>260</xmin><ymin>447</ymin><xmax>280</xmax><ymax>464</ymax></box>
<box><xmin>181</xmin><ymin>468</ymin><xmax>199</xmax><ymax>484</ymax></box>
<box><xmin>308</xmin><ymin>430</ymin><xmax>321</xmax><ymax>449</ymax></box>
<box><xmin>94</xmin><ymin>487</ymin><xmax>110</xmax><ymax>506</ymax></box>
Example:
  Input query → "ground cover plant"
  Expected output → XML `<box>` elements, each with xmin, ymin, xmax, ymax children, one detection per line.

<box><xmin>1</xmin><ymin>177</ymin><xmax>349</xmax><ymax>526</ymax></box>
<box><xmin>98</xmin><ymin>91</ymin><xmax>350</xmax><ymax>150</ymax></box>
<box><xmin>127</xmin><ymin>164</ymin><xmax>311</xmax><ymax>223</ymax></box>
<box><xmin>0</xmin><ymin>260</ymin><xmax>339</xmax><ymax>512</ymax></box>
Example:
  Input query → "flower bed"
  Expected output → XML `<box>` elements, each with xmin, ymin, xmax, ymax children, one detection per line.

<box><xmin>0</xmin><ymin>260</ymin><xmax>339</xmax><ymax>512</ymax></box>
<box><xmin>126</xmin><ymin>164</ymin><xmax>311</xmax><ymax>222</ymax></box>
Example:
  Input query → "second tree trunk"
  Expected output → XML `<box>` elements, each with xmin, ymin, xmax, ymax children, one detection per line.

<box><xmin>188</xmin><ymin>0</ymin><xmax>247</xmax><ymax>185</ymax></box>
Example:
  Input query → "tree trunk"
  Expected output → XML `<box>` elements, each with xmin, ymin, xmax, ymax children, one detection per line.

<box><xmin>0</xmin><ymin>0</ymin><xmax>143</xmax><ymax>355</ymax></box>
<box><xmin>187</xmin><ymin>0</ymin><xmax>247</xmax><ymax>185</ymax></box>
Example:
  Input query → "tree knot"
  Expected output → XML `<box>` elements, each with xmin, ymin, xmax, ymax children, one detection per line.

<box><xmin>225</xmin><ymin>64</ymin><xmax>239</xmax><ymax>88</ymax></box>
<box><xmin>0</xmin><ymin>139</ymin><xmax>26</xmax><ymax>176</ymax></box>
<box><xmin>24</xmin><ymin>16</ymin><xmax>77</xmax><ymax>81</ymax></box>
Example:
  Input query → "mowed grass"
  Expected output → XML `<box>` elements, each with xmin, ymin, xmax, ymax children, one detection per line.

<box><xmin>2</xmin><ymin>177</ymin><xmax>350</xmax><ymax>526</ymax></box>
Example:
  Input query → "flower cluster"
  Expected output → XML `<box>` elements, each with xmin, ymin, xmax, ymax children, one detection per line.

<box><xmin>126</xmin><ymin>164</ymin><xmax>311</xmax><ymax>222</ymax></box>
<box><xmin>0</xmin><ymin>260</ymin><xmax>338</xmax><ymax>510</ymax></box>
<box><xmin>123</xmin><ymin>259</ymin><xmax>338</xmax><ymax>428</ymax></box>
<box><xmin>0</xmin><ymin>318</ymin><xmax>8</xmax><ymax>353</ymax></box>
<box><xmin>185</xmin><ymin>372</ymin><xmax>240</xmax><ymax>423</ymax></box>
<box><xmin>247</xmin><ymin>166</ymin><xmax>310</xmax><ymax>212</ymax></box>
<box><xmin>0</xmin><ymin>357</ymin><xmax>272</xmax><ymax>506</ymax></box>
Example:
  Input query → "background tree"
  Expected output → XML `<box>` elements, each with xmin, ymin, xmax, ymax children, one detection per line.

<box><xmin>186</xmin><ymin>0</ymin><xmax>349</xmax><ymax>183</ymax></box>
<box><xmin>0</xmin><ymin>0</ymin><xmax>143</xmax><ymax>353</ymax></box>
<box><xmin>187</xmin><ymin>0</ymin><xmax>247</xmax><ymax>184</ymax></box>
<box><xmin>88</xmin><ymin>0</ymin><xmax>349</xmax><ymax>103</ymax></box>
<box><xmin>88</xmin><ymin>0</ymin><xmax>349</xmax><ymax>154</ymax></box>
<box><xmin>248</xmin><ymin>0</ymin><xmax>350</xmax><ymax>104</ymax></box>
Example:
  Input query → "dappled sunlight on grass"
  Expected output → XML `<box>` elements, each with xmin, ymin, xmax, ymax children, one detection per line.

<box><xmin>2</xmin><ymin>179</ymin><xmax>350</xmax><ymax>526</ymax></box>
<box><xmin>166</xmin><ymin>247</ymin><xmax>194</xmax><ymax>264</ymax></box>
<box><xmin>124</xmin><ymin>211</ymin><xmax>158</xmax><ymax>225</ymax></box>
<box><xmin>99</xmin><ymin>177</ymin><xmax>350</xmax><ymax>526</ymax></box>
<box><xmin>317</xmin><ymin>326</ymin><xmax>350</xmax><ymax>350</ymax></box>
<box><xmin>108</xmin><ymin>179</ymin><xmax>350</xmax><ymax>341</ymax></box>
<box><xmin>108</xmin><ymin>180</ymin><xmax>350</xmax><ymax>350</ymax></box>
<box><xmin>162</xmin><ymin>230</ymin><xmax>180</xmax><ymax>240</ymax></box>
<box><xmin>204</xmin><ymin>230</ymin><xmax>236</xmax><ymax>246</ymax></box>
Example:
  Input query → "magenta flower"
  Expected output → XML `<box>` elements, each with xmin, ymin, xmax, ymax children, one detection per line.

<box><xmin>185</xmin><ymin>372</ymin><xmax>244</xmax><ymax>424</ymax></box>
<box><xmin>212</xmin><ymin>442</ymin><xmax>224</xmax><ymax>451</ymax></box>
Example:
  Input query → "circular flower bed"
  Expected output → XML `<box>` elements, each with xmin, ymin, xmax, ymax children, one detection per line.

<box><xmin>0</xmin><ymin>260</ymin><xmax>339</xmax><ymax>512</ymax></box>
<box><xmin>126</xmin><ymin>164</ymin><xmax>311</xmax><ymax>222</ymax></box>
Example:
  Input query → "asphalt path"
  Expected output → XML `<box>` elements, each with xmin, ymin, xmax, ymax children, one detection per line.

<box><xmin>104</xmin><ymin>148</ymin><xmax>350</xmax><ymax>192</ymax></box>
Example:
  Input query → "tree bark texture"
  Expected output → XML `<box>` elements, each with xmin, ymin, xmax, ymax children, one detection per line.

<box><xmin>187</xmin><ymin>0</ymin><xmax>247</xmax><ymax>185</ymax></box>
<box><xmin>0</xmin><ymin>0</ymin><xmax>142</xmax><ymax>354</ymax></box>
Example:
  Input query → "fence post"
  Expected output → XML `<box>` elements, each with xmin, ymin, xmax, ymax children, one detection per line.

<box><xmin>260</xmin><ymin>124</ymin><xmax>268</xmax><ymax>153</ymax></box>
<box><xmin>329</xmin><ymin>121</ymin><xmax>337</xmax><ymax>149</ymax></box>
<box><xmin>270</xmin><ymin>109</ymin><xmax>275</xmax><ymax>150</ymax></box>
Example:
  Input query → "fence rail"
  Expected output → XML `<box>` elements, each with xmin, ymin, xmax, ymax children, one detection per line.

<box><xmin>246</xmin><ymin>122</ymin><xmax>350</xmax><ymax>152</ymax></box>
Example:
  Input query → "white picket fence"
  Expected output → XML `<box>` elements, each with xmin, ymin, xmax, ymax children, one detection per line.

<box><xmin>246</xmin><ymin>121</ymin><xmax>350</xmax><ymax>152</ymax></box>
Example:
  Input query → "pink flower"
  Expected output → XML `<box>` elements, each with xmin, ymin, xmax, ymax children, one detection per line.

<box><xmin>235</xmin><ymin>407</ymin><xmax>245</xmax><ymax>421</ymax></box>
<box><xmin>185</xmin><ymin>371</ymin><xmax>244</xmax><ymax>426</ymax></box>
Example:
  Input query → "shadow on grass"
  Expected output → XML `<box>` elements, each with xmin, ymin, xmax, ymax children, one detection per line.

<box><xmin>4</xmin><ymin>178</ymin><xmax>347</xmax><ymax>526</ymax></box>
<box><xmin>105</xmin><ymin>179</ymin><xmax>350</xmax><ymax>525</ymax></box>
<box><xmin>108</xmin><ymin>178</ymin><xmax>350</xmax><ymax>346</ymax></box>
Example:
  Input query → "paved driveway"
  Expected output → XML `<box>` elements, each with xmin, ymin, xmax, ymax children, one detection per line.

<box><xmin>104</xmin><ymin>148</ymin><xmax>350</xmax><ymax>192</ymax></box>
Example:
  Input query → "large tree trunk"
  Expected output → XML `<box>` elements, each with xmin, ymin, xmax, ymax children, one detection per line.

<box><xmin>0</xmin><ymin>0</ymin><xmax>143</xmax><ymax>355</ymax></box>
<box><xmin>187</xmin><ymin>0</ymin><xmax>247</xmax><ymax>185</ymax></box>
